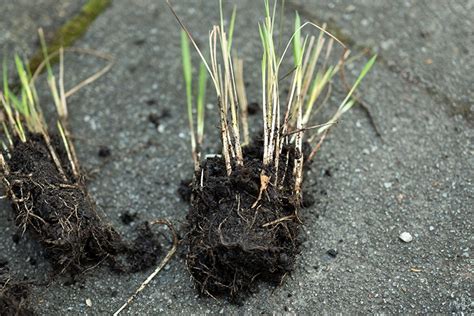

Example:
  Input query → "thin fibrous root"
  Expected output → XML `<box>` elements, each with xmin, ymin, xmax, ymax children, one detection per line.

<box><xmin>113</xmin><ymin>219</ymin><xmax>178</xmax><ymax>316</ymax></box>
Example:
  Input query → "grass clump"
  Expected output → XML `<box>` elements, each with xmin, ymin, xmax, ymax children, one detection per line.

<box><xmin>169</xmin><ymin>0</ymin><xmax>376</xmax><ymax>300</ymax></box>
<box><xmin>0</xmin><ymin>32</ymin><xmax>163</xmax><ymax>279</ymax></box>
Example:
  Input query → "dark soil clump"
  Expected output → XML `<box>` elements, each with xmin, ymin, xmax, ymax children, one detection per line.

<box><xmin>98</xmin><ymin>146</ymin><xmax>111</xmax><ymax>158</ymax></box>
<box><xmin>2</xmin><ymin>134</ymin><xmax>160</xmax><ymax>275</ymax></box>
<box><xmin>247</xmin><ymin>101</ymin><xmax>259</xmax><ymax>115</ymax></box>
<box><xmin>186</xmin><ymin>141</ymin><xmax>303</xmax><ymax>300</ymax></box>
<box><xmin>120</xmin><ymin>211</ymin><xmax>139</xmax><ymax>225</ymax></box>
<box><xmin>0</xmin><ymin>268</ymin><xmax>34</xmax><ymax>316</ymax></box>
<box><xmin>177</xmin><ymin>179</ymin><xmax>192</xmax><ymax>203</ymax></box>
<box><xmin>125</xmin><ymin>222</ymin><xmax>162</xmax><ymax>272</ymax></box>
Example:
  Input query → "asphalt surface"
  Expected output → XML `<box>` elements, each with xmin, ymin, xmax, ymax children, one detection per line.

<box><xmin>0</xmin><ymin>0</ymin><xmax>472</xmax><ymax>314</ymax></box>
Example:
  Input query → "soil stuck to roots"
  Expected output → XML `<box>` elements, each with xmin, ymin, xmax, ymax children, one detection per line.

<box><xmin>2</xmin><ymin>135</ymin><xmax>160</xmax><ymax>275</ymax></box>
<box><xmin>186</xmin><ymin>141</ymin><xmax>304</xmax><ymax>300</ymax></box>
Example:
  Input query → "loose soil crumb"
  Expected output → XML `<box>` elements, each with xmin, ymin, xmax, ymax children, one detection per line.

<box><xmin>177</xmin><ymin>179</ymin><xmax>193</xmax><ymax>203</ymax></box>
<box><xmin>125</xmin><ymin>222</ymin><xmax>162</xmax><ymax>273</ymax></box>
<box><xmin>98</xmin><ymin>146</ymin><xmax>111</xmax><ymax>158</ymax></box>
<box><xmin>247</xmin><ymin>102</ymin><xmax>259</xmax><ymax>115</ymax></box>
<box><xmin>148</xmin><ymin>109</ymin><xmax>170</xmax><ymax>128</ymax></box>
<box><xmin>326</xmin><ymin>249</ymin><xmax>338</xmax><ymax>258</ymax></box>
<box><xmin>120</xmin><ymin>211</ymin><xmax>139</xmax><ymax>225</ymax></box>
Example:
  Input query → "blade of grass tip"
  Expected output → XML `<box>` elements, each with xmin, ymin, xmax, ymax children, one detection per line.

<box><xmin>14</xmin><ymin>55</ymin><xmax>33</xmax><ymax>115</ymax></box>
<box><xmin>39</xmin><ymin>28</ymin><xmax>61</xmax><ymax>113</ymax></box>
<box><xmin>58</xmin><ymin>47</ymin><xmax>68</xmax><ymax>119</ymax></box>
<box><xmin>166</xmin><ymin>0</ymin><xmax>219</xmax><ymax>96</ymax></box>
<box><xmin>264</xmin><ymin>0</ymin><xmax>270</xmax><ymax>19</ymax></box>
<box><xmin>22</xmin><ymin>58</ymin><xmax>44</xmax><ymax>136</ymax></box>
<box><xmin>24</xmin><ymin>55</ymin><xmax>42</xmax><ymax>122</ymax></box>
<box><xmin>219</xmin><ymin>0</ymin><xmax>224</xmax><ymax>33</ymax></box>
<box><xmin>271</xmin><ymin>0</ymin><xmax>278</xmax><ymax>33</ymax></box>
<box><xmin>339</xmin><ymin>55</ymin><xmax>377</xmax><ymax>108</ymax></box>
<box><xmin>293</xmin><ymin>12</ymin><xmax>301</xmax><ymax>67</ymax></box>
<box><xmin>227</xmin><ymin>6</ymin><xmax>237</xmax><ymax>52</ymax></box>
<box><xmin>278</xmin><ymin>21</ymin><xmax>347</xmax><ymax>71</ymax></box>
<box><xmin>38</xmin><ymin>28</ymin><xmax>54</xmax><ymax>79</ymax></box>
<box><xmin>197</xmin><ymin>61</ymin><xmax>208</xmax><ymax>144</ymax></box>
<box><xmin>278</xmin><ymin>0</ymin><xmax>286</xmax><ymax>51</ymax></box>
<box><xmin>181</xmin><ymin>30</ymin><xmax>197</xmax><ymax>166</ymax></box>
<box><xmin>181</xmin><ymin>30</ymin><xmax>193</xmax><ymax>118</ymax></box>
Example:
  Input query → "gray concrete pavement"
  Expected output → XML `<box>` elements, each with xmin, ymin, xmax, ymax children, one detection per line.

<box><xmin>0</xmin><ymin>0</ymin><xmax>472</xmax><ymax>314</ymax></box>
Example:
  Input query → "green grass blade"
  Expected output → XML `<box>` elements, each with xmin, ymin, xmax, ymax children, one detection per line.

<box><xmin>227</xmin><ymin>6</ymin><xmax>237</xmax><ymax>52</ymax></box>
<box><xmin>197</xmin><ymin>61</ymin><xmax>208</xmax><ymax>141</ymax></box>
<box><xmin>39</xmin><ymin>28</ymin><xmax>54</xmax><ymax>79</ymax></box>
<box><xmin>9</xmin><ymin>86</ymin><xmax>27</xmax><ymax>116</ymax></box>
<box><xmin>339</xmin><ymin>55</ymin><xmax>377</xmax><ymax>108</ymax></box>
<box><xmin>264</xmin><ymin>0</ymin><xmax>270</xmax><ymax>18</ymax></box>
<box><xmin>180</xmin><ymin>29</ymin><xmax>196</xmax><ymax>152</ymax></box>
<box><xmin>14</xmin><ymin>55</ymin><xmax>34</xmax><ymax>112</ymax></box>
<box><xmin>293</xmin><ymin>12</ymin><xmax>301</xmax><ymax>67</ymax></box>
<box><xmin>181</xmin><ymin>30</ymin><xmax>193</xmax><ymax>112</ymax></box>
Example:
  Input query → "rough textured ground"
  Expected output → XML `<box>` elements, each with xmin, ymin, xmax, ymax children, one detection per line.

<box><xmin>0</xmin><ymin>0</ymin><xmax>472</xmax><ymax>314</ymax></box>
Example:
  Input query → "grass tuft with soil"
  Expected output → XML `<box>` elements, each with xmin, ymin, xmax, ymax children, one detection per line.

<box><xmin>187</xmin><ymin>141</ymin><xmax>304</xmax><ymax>299</ymax></box>
<box><xmin>171</xmin><ymin>0</ymin><xmax>376</xmax><ymax>301</ymax></box>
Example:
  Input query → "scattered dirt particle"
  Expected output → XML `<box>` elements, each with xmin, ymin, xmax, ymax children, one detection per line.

<box><xmin>11</xmin><ymin>233</ymin><xmax>20</xmax><ymax>244</ymax></box>
<box><xmin>133</xmin><ymin>38</ymin><xmax>146</xmax><ymax>46</ymax></box>
<box><xmin>326</xmin><ymin>249</ymin><xmax>338</xmax><ymax>258</ymax></box>
<box><xmin>324</xmin><ymin>168</ymin><xmax>332</xmax><ymax>177</ymax></box>
<box><xmin>125</xmin><ymin>222</ymin><xmax>162</xmax><ymax>273</ymax></box>
<box><xmin>301</xmin><ymin>192</ymin><xmax>315</xmax><ymax>208</ymax></box>
<box><xmin>247</xmin><ymin>102</ymin><xmax>259</xmax><ymax>115</ymax></box>
<box><xmin>0</xmin><ymin>258</ymin><xmax>8</xmax><ymax>268</ymax></box>
<box><xmin>120</xmin><ymin>211</ymin><xmax>138</xmax><ymax>225</ymax></box>
<box><xmin>28</xmin><ymin>257</ymin><xmax>37</xmax><ymax>266</ymax></box>
<box><xmin>148</xmin><ymin>109</ymin><xmax>170</xmax><ymax>128</ymax></box>
<box><xmin>177</xmin><ymin>179</ymin><xmax>192</xmax><ymax>203</ymax></box>
<box><xmin>145</xmin><ymin>98</ymin><xmax>157</xmax><ymax>106</ymax></box>
<box><xmin>98</xmin><ymin>146</ymin><xmax>111</xmax><ymax>158</ymax></box>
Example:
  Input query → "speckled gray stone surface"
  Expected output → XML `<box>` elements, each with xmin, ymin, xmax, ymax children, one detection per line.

<box><xmin>0</xmin><ymin>0</ymin><xmax>472</xmax><ymax>314</ymax></box>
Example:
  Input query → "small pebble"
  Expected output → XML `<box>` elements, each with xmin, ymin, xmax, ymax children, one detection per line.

<box><xmin>346</xmin><ymin>4</ymin><xmax>356</xmax><ymax>12</ymax></box>
<box><xmin>429</xmin><ymin>226</ymin><xmax>434</xmax><ymax>231</ymax></box>
<box><xmin>399</xmin><ymin>232</ymin><xmax>413</xmax><ymax>243</ymax></box>
<box><xmin>85</xmin><ymin>298</ymin><xmax>92</xmax><ymax>307</ymax></box>
<box><xmin>384</xmin><ymin>182</ymin><xmax>392</xmax><ymax>189</ymax></box>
